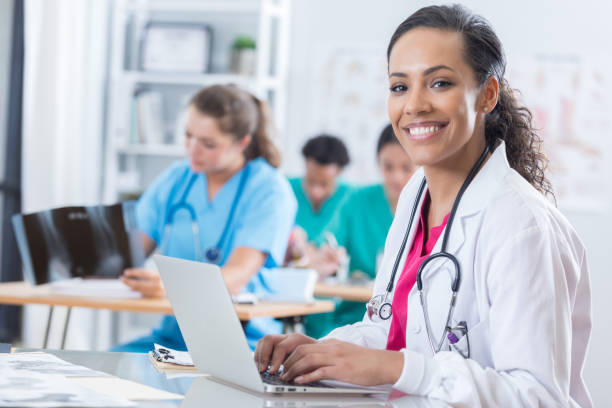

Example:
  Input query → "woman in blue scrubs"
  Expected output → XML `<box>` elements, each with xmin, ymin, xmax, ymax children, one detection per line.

<box><xmin>113</xmin><ymin>84</ymin><xmax>297</xmax><ymax>352</ymax></box>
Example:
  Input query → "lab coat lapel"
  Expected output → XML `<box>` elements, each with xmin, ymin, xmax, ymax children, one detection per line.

<box><xmin>388</xmin><ymin>169</ymin><xmax>428</xmax><ymax>290</ymax></box>
<box><xmin>417</xmin><ymin>142</ymin><xmax>511</xmax><ymax>340</ymax></box>
<box><xmin>431</xmin><ymin>141</ymin><xmax>511</xmax><ymax>256</ymax></box>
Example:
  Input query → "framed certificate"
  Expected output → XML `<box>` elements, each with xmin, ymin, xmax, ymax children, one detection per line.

<box><xmin>140</xmin><ymin>22</ymin><xmax>212</xmax><ymax>73</ymax></box>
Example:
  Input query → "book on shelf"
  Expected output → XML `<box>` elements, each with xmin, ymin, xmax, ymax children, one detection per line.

<box><xmin>130</xmin><ymin>90</ymin><xmax>165</xmax><ymax>145</ymax></box>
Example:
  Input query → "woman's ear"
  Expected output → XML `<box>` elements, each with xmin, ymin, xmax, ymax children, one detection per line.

<box><xmin>479</xmin><ymin>76</ymin><xmax>499</xmax><ymax>113</ymax></box>
<box><xmin>237</xmin><ymin>134</ymin><xmax>252</xmax><ymax>151</ymax></box>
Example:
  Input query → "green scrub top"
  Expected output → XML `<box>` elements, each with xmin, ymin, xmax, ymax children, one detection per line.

<box><xmin>304</xmin><ymin>184</ymin><xmax>393</xmax><ymax>339</ymax></box>
<box><xmin>288</xmin><ymin>177</ymin><xmax>352</xmax><ymax>243</ymax></box>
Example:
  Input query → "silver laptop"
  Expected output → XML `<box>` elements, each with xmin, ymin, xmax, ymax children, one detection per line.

<box><xmin>182</xmin><ymin>376</ymin><xmax>390</xmax><ymax>407</ymax></box>
<box><xmin>154</xmin><ymin>254</ymin><xmax>388</xmax><ymax>395</ymax></box>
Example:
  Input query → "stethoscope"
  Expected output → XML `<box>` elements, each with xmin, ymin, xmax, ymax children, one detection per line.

<box><xmin>159</xmin><ymin>165</ymin><xmax>250</xmax><ymax>264</ymax></box>
<box><xmin>367</xmin><ymin>144</ymin><xmax>490</xmax><ymax>357</ymax></box>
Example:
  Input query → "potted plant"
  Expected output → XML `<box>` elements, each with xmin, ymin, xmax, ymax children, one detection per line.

<box><xmin>230</xmin><ymin>35</ymin><xmax>256</xmax><ymax>75</ymax></box>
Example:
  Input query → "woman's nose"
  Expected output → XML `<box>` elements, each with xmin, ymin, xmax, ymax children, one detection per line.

<box><xmin>403</xmin><ymin>87</ymin><xmax>432</xmax><ymax>115</ymax></box>
<box><xmin>185</xmin><ymin>137</ymin><xmax>200</xmax><ymax>153</ymax></box>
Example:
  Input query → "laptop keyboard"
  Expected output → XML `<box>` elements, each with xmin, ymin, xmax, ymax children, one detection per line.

<box><xmin>260</xmin><ymin>370</ymin><xmax>333</xmax><ymax>389</ymax></box>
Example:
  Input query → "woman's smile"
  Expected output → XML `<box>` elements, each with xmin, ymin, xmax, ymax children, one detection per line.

<box><xmin>402</xmin><ymin>121</ymin><xmax>449</xmax><ymax>141</ymax></box>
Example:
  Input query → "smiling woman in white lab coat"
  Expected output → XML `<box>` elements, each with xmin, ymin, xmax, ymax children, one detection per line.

<box><xmin>254</xmin><ymin>5</ymin><xmax>592</xmax><ymax>407</ymax></box>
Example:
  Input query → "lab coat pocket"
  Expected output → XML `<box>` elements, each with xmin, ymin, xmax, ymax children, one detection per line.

<box><xmin>450</xmin><ymin>317</ymin><xmax>492</xmax><ymax>367</ymax></box>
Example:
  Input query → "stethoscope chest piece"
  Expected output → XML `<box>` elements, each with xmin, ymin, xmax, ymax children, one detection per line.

<box><xmin>367</xmin><ymin>294</ymin><xmax>393</xmax><ymax>322</ymax></box>
<box><xmin>205</xmin><ymin>247</ymin><xmax>222</xmax><ymax>265</ymax></box>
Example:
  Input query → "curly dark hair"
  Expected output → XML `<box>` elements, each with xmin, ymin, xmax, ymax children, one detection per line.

<box><xmin>387</xmin><ymin>4</ymin><xmax>553</xmax><ymax>197</ymax></box>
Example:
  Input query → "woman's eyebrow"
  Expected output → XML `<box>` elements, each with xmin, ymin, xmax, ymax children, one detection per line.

<box><xmin>423</xmin><ymin>64</ymin><xmax>456</xmax><ymax>75</ymax></box>
<box><xmin>389</xmin><ymin>64</ymin><xmax>456</xmax><ymax>78</ymax></box>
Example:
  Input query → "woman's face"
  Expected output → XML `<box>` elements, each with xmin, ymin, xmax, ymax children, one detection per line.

<box><xmin>387</xmin><ymin>27</ymin><xmax>486</xmax><ymax>169</ymax></box>
<box><xmin>378</xmin><ymin>143</ymin><xmax>416</xmax><ymax>202</ymax></box>
<box><xmin>184</xmin><ymin>106</ymin><xmax>247</xmax><ymax>174</ymax></box>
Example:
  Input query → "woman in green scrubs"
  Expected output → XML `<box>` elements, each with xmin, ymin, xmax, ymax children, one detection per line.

<box><xmin>305</xmin><ymin>124</ymin><xmax>417</xmax><ymax>338</ymax></box>
<box><xmin>288</xmin><ymin>134</ymin><xmax>352</xmax><ymax>244</ymax></box>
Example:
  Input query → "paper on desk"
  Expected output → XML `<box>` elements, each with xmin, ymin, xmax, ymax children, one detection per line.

<box><xmin>0</xmin><ymin>352</ymin><xmax>111</xmax><ymax>377</ymax></box>
<box><xmin>70</xmin><ymin>377</ymin><xmax>183</xmax><ymax>401</ymax></box>
<box><xmin>153</xmin><ymin>343</ymin><xmax>194</xmax><ymax>366</ymax></box>
<box><xmin>164</xmin><ymin>371</ymin><xmax>207</xmax><ymax>380</ymax></box>
<box><xmin>50</xmin><ymin>278</ymin><xmax>141</xmax><ymax>298</ymax></box>
<box><xmin>257</xmin><ymin>267</ymin><xmax>318</xmax><ymax>303</ymax></box>
<box><xmin>0</xmin><ymin>368</ymin><xmax>134</xmax><ymax>407</ymax></box>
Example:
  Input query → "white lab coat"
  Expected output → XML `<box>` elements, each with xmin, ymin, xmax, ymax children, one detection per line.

<box><xmin>324</xmin><ymin>141</ymin><xmax>592</xmax><ymax>407</ymax></box>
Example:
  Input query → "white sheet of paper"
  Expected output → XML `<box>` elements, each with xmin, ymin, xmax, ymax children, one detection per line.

<box><xmin>70</xmin><ymin>377</ymin><xmax>184</xmax><ymax>401</ymax></box>
<box><xmin>0</xmin><ymin>369</ymin><xmax>134</xmax><ymax>407</ymax></box>
<box><xmin>153</xmin><ymin>343</ymin><xmax>194</xmax><ymax>366</ymax></box>
<box><xmin>164</xmin><ymin>371</ymin><xmax>207</xmax><ymax>380</ymax></box>
<box><xmin>50</xmin><ymin>278</ymin><xmax>141</xmax><ymax>298</ymax></box>
<box><xmin>0</xmin><ymin>352</ymin><xmax>110</xmax><ymax>377</ymax></box>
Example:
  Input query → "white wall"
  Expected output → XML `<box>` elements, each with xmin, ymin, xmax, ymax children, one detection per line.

<box><xmin>21</xmin><ymin>0</ymin><xmax>112</xmax><ymax>351</ymax></box>
<box><xmin>285</xmin><ymin>1</ymin><xmax>612</xmax><ymax>405</ymax></box>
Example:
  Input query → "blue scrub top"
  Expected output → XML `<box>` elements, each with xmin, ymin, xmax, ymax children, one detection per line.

<box><xmin>136</xmin><ymin>157</ymin><xmax>297</xmax><ymax>350</ymax></box>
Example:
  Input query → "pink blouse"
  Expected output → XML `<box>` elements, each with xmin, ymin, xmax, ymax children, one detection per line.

<box><xmin>386</xmin><ymin>194</ymin><xmax>449</xmax><ymax>351</ymax></box>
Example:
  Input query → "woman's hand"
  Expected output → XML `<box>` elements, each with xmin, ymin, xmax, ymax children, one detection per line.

<box><xmin>254</xmin><ymin>333</ymin><xmax>317</xmax><ymax>374</ymax></box>
<box><xmin>309</xmin><ymin>244</ymin><xmax>347</xmax><ymax>278</ymax></box>
<box><xmin>279</xmin><ymin>339</ymin><xmax>404</xmax><ymax>386</ymax></box>
<box><xmin>120</xmin><ymin>268</ymin><xmax>166</xmax><ymax>298</ymax></box>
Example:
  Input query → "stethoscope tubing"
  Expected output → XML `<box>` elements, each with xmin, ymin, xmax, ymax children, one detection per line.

<box><xmin>159</xmin><ymin>164</ymin><xmax>250</xmax><ymax>263</ymax></box>
<box><xmin>371</xmin><ymin>143</ymin><xmax>491</xmax><ymax>354</ymax></box>
<box><xmin>385</xmin><ymin>178</ymin><xmax>427</xmax><ymax>294</ymax></box>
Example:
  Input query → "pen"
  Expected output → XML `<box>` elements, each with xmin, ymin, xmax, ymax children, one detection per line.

<box><xmin>323</xmin><ymin>232</ymin><xmax>338</xmax><ymax>249</ymax></box>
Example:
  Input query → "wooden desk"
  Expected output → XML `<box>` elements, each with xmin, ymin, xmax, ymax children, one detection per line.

<box><xmin>0</xmin><ymin>281</ymin><xmax>334</xmax><ymax>347</ymax></box>
<box><xmin>314</xmin><ymin>282</ymin><xmax>373</xmax><ymax>303</ymax></box>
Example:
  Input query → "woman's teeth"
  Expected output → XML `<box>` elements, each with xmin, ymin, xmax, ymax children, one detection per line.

<box><xmin>410</xmin><ymin>125</ymin><xmax>440</xmax><ymax>135</ymax></box>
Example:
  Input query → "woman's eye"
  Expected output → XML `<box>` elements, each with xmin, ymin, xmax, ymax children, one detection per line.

<box><xmin>389</xmin><ymin>84</ymin><xmax>407</xmax><ymax>93</ymax></box>
<box><xmin>432</xmin><ymin>80</ymin><xmax>452</xmax><ymax>88</ymax></box>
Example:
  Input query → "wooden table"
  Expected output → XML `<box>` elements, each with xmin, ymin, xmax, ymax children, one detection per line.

<box><xmin>0</xmin><ymin>281</ymin><xmax>334</xmax><ymax>348</ymax></box>
<box><xmin>314</xmin><ymin>282</ymin><xmax>373</xmax><ymax>303</ymax></box>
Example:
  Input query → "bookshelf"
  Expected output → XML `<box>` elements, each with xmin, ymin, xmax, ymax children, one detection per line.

<box><xmin>102</xmin><ymin>0</ymin><xmax>291</xmax><ymax>201</ymax></box>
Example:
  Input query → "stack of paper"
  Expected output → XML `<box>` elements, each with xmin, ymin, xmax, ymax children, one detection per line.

<box><xmin>258</xmin><ymin>268</ymin><xmax>318</xmax><ymax>303</ymax></box>
<box><xmin>50</xmin><ymin>278</ymin><xmax>141</xmax><ymax>298</ymax></box>
<box><xmin>0</xmin><ymin>352</ymin><xmax>183</xmax><ymax>406</ymax></box>
<box><xmin>149</xmin><ymin>343</ymin><xmax>195</xmax><ymax>370</ymax></box>
<box><xmin>148</xmin><ymin>344</ymin><xmax>206</xmax><ymax>380</ymax></box>
<box><xmin>0</xmin><ymin>352</ymin><xmax>111</xmax><ymax>377</ymax></box>
<box><xmin>0</xmin><ymin>353</ymin><xmax>132</xmax><ymax>407</ymax></box>
<box><xmin>0</xmin><ymin>369</ymin><xmax>135</xmax><ymax>407</ymax></box>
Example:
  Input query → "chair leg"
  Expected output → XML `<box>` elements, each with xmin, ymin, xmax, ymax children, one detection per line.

<box><xmin>43</xmin><ymin>306</ymin><xmax>54</xmax><ymax>349</ymax></box>
<box><xmin>60</xmin><ymin>307</ymin><xmax>72</xmax><ymax>349</ymax></box>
